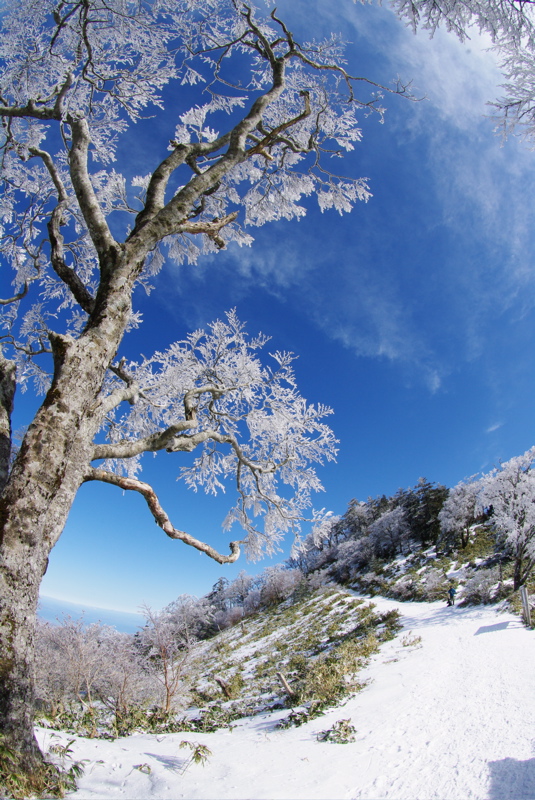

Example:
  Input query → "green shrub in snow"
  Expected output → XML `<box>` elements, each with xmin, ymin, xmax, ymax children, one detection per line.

<box><xmin>294</xmin><ymin>634</ymin><xmax>377</xmax><ymax>709</ymax></box>
<box><xmin>316</xmin><ymin>718</ymin><xmax>357</xmax><ymax>744</ymax></box>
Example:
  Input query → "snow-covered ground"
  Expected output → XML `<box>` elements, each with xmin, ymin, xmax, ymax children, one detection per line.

<box><xmin>37</xmin><ymin>597</ymin><xmax>535</xmax><ymax>800</ymax></box>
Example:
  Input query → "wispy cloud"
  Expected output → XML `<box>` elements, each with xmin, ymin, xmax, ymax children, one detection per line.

<box><xmin>181</xmin><ymin>225</ymin><xmax>448</xmax><ymax>390</ymax></box>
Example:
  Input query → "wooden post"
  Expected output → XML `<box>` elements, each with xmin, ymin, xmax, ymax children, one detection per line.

<box><xmin>520</xmin><ymin>585</ymin><xmax>532</xmax><ymax>628</ymax></box>
<box><xmin>276</xmin><ymin>671</ymin><xmax>296</xmax><ymax>699</ymax></box>
<box><xmin>215</xmin><ymin>677</ymin><xmax>233</xmax><ymax>699</ymax></box>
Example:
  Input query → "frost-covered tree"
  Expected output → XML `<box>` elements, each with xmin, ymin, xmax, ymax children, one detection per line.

<box><xmin>330</xmin><ymin>535</ymin><xmax>375</xmax><ymax>582</ymax></box>
<box><xmin>478</xmin><ymin>447</ymin><xmax>535</xmax><ymax>590</ymax></box>
<box><xmin>393</xmin><ymin>0</ymin><xmax>535</xmax><ymax>141</ymax></box>
<box><xmin>160</xmin><ymin>595</ymin><xmax>213</xmax><ymax>647</ymax></box>
<box><xmin>137</xmin><ymin>604</ymin><xmax>193</xmax><ymax>715</ymax></box>
<box><xmin>0</xmin><ymin>0</ymin><xmax>415</xmax><ymax>779</ymax></box>
<box><xmin>368</xmin><ymin>505</ymin><xmax>410</xmax><ymax>557</ymax></box>
<box><xmin>224</xmin><ymin>570</ymin><xmax>256</xmax><ymax>608</ymax></box>
<box><xmin>34</xmin><ymin>617</ymin><xmax>114</xmax><ymax>736</ymax></box>
<box><xmin>206</xmin><ymin>577</ymin><xmax>231</xmax><ymax>613</ymax></box>
<box><xmin>400</xmin><ymin>478</ymin><xmax>448</xmax><ymax>546</ymax></box>
<box><xmin>35</xmin><ymin>618</ymin><xmax>154</xmax><ymax>735</ymax></box>
<box><xmin>260</xmin><ymin>564</ymin><xmax>303</xmax><ymax>604</ymax></box>
<box><xmin>341</xmin><ymin>498</ymin><xmax>377</xmax><ymax>540</ymax></box>
<box><xmin>287</xmin><ymin>512</ymin><xmax>342</xmax><ymax>573</ymax></box>
<box><xmin>438</xmin><ymin>476</ymin><xmax>480</xmax><ymax>550</ymax></box>
<box><xmin>309</xmin><ymin>513</ymin><xmax>343</xmax><ymax>550</ymax></box>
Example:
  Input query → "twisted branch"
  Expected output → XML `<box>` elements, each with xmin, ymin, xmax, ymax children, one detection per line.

<box><xmin>84</xmin><ymin>467</ymin><xmax>243</xmax><ymax>564</ymax></box>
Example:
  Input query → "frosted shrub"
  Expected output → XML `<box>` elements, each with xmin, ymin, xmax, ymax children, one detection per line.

<box><xmin>242</xmin><ymin>590</ymin><xmax>263</xmax><ymax>616</ymax></box>
<box><xmin>92</xmin><ymin>633</ymin><xmax>158</xmax><ymax>735</ymax></box>
<box><xmin>421</xmin><ymin>568</ymin><xmax>449</xmax><ymax>601</ymax></box>
<box><xmin>35</xmin><ymin>618</ymin><xmax>156</xmax><ymax>736</ymax></box>
<box><xmin>213</xmin><ymin>606</ymin><xmax>244</xmax><ymax>630</ymax></box>
<box><xmin>391</xmin><ymin>574</ymin><xmax>420</xmax><ymax>601</ymax></box>
<box><xmin>461</xmin><ymin>568</ymin><xmax>500</xmax><ymax>605</ymax></box>
<box><xmin>260</xmin><ymin>567</ymin><xmax>304</xmax><ymax>606</ymax></box>
<box><xmin>355</xmin><ymin>571</ymin><xmax>386</xmax><ymax>595</ymax></box>
<box><xmin>35</xmin><ymin>618</ymin><xmax>118</xmax><ymax>735</ymax></box>
<box><xmin>35</xmin><ymin>621</ymin><xmax>74</xmax><ymax>720</ymax></box>
<box><xmin>300</xmin><ymin>569</ymin><xmax>332</xmax><ymax>594</ymax></box>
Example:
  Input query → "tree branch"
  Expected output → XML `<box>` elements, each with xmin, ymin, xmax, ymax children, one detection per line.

<box><xmin>28</xmin><ymin>146</ymin><xmax>68</xmax><ymax>200</ymax></box>
<box><xmin>290</xmin><ymin>50</ymin><xmax>419</xmax><ymax>106</ymax></box>
<box><xmin>92</xmin><ymin>419</ymin><xmax>198</xmax><ymax>460</ymax></box>
<box><xmin>127</xmin><ymin>37</ymin><xmax>288</xmax><ymax>252</ymax></box>
<box><xmin>98</xmin><ymin>358</ymin><xmax>165</xmax><ymax>416</ymax></box>
<box><xmin>131</xmin><ymin>145</ymin><xmax>190</xmax><ymax>233</ymax></box>
<box><xmin>131</xmin><ymin>134</ymin><xmax>234</xmax><ymax>235</ymax></box>
<box><xmin>68</xmin><ymin>117</ymin><xmax>118</xmax><ymax>261</ymax></box>
<box><xmin>84</xmin><ymin>468</ymin><xmax>243</xmax><ymax>564</ymax></box>
<box><xmin>28</xmin><ymin>144</ymin><xmax>95</xmax><ymax>312</ymax></box>
<box><xmin>0</xmin><ymin>100</ymin><xmax>58</xmax><ymax>121</ymax></box>
<box><xmin>0</xmin><ymin>353</ymin><xmax>15</xmax><ymax>492</ymax></box>
<box><xmin>246</xmin><ymin>91</ymin><xmax>312</xmax><ymax>158</ymax></box>
<box><xmin>92</xmin><ymin>384</ymin><xmax>225</xmax><ymax>460</ymax></box>
<box><xmin>47</xmin><ymin>202</ymin><xmax>96</xmax><ymax>314</ymax></box>
<box><xmin>0</xmin><ymin>286</ymin><xmax>30</xmax><ymax>306</ymax></box>
<box><xmin>177</xmin><ymin>211</ymin><xmax>239</xmax><ymax>249</ymax></box>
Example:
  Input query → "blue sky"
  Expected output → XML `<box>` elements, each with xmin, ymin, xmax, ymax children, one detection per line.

<box><xmin>29</xmin><ymin>0</ymin><xmax>534</xmax><ymax>613</ymax></box>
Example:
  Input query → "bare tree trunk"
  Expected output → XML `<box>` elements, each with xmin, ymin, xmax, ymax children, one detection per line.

<box><xmin>514</xmin><ymin>544</ymin><xmax>526</xmax><ymax>592</ymax></box>
<box><xmin>0</xmin><ymin>266</ymin><xmax>134</xmax><ymax>769</ymax></box>
<box><xmin>0</xmin><ymin>424</ymin><xmax>90</xmax><ymax>764</ymax></box>
<box><xmin>0</xmin><ymin>389</ymin><xmax>98</xmax><ymax>763</ymax></box>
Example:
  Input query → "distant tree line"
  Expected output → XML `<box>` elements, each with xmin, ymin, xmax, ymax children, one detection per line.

<box><xmin>288</xmin><ymin>447</ymin><xmax>535</xmax><ymax>592</ymax></box>
<box><xmin>287</xmin><ymin>477</ymin><xmax>449</xmax><ymax>581</ymax></box>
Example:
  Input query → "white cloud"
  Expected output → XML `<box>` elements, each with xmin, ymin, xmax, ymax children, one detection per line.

<box><xmin>391</xmin><ymin>23</ymin><xmax>502</xmax><ymax>131</ymax></box>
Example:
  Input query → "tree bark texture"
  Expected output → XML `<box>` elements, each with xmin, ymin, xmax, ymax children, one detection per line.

<box><xmin>0</xmin><ymin>257</ymin><xmax>136</xmax><ymax>763</ymax></box>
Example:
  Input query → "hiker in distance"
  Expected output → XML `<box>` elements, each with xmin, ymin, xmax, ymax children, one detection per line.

<box><xmin>447</xmin><ymin>585</ymin><xmax>457</xmax><ymax>606</ymax></box>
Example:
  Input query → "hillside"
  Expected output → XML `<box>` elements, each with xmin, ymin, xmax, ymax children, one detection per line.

<box><xmin>36</xmin><ymin>594</ymin><xmax>535</xmax><ymax>800</ymax></box>
<box><xmin>27</xmin><ymin>462</ymin><xmax>535</xmax><ymax>799</ymax></box>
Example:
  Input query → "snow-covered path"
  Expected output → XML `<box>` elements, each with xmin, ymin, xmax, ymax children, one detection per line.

<box><xmin>37</xmin><ymin>598</ymin><xmax>535</xmax><ymax>800</ymax></box>
<box><xmin>348</xmin><ymin>597</ymin><xmax>535</xmax><ymax>800</ymax></box>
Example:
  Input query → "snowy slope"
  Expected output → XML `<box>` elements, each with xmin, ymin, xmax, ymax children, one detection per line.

<box><xmin>37</xmin><ymin>597</ymin><xmax>535</xmax><ymax>800</ymax></box>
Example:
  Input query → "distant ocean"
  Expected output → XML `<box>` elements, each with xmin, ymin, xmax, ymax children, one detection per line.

<box><xmin>38</xmin><ymin>595</ymin><xmax>145</xmax><ymax>634</ymax></box>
